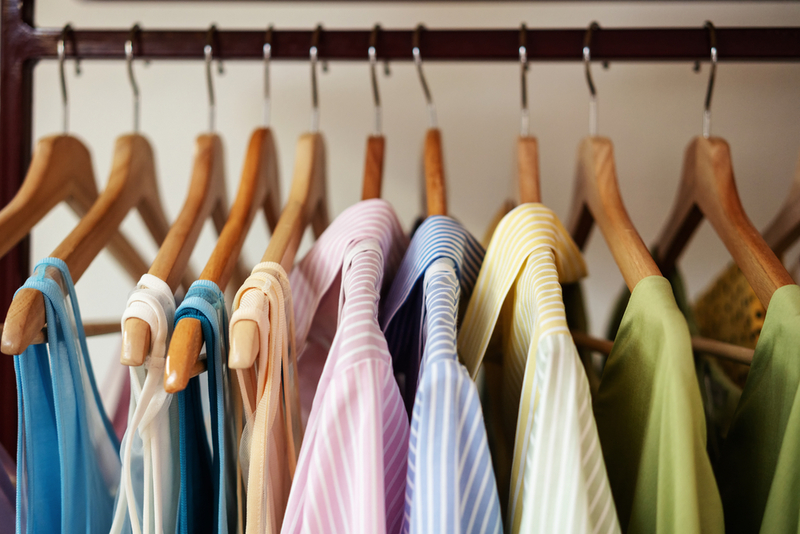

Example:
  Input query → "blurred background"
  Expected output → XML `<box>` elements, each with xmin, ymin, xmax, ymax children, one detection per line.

<box><xmin>29</xmin><ymin>1</ymin><xmax>800</xmax><ymax>381</ymax></box>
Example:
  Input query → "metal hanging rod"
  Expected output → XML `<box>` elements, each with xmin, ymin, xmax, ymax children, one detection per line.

<box><xmin>22</xmin><ymin>27</ymin><xmax>800</xmax><ymax>62</ymax></box>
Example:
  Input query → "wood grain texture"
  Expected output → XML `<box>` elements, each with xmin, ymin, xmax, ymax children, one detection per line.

<box><xmin>566</xmin><ymin>136</ymin><xmax>660</xmax><ymax>291</ymax></box>
<box><xmin>165</xmin><ymin>128</ymin><xmax>282</xmax><ymax>393</ymax></box>
<box><xmin>654</xmin><ymin>136</ymin><xmax>793</xmax><ymax>307</ymax></box>
<box><xmin>424</xmin><ymin>128</ymin><xmax>447</xmax><ymax>216</ymax></box>
<box><xmin>1</xmin><ymin>134</ymin><xmax>171</xmax><ymax>356</ymax></box>
<box><xmin>361</xmin><ymin>135</ymin><xmax>385</xmax><ymax>200</ymax></box>
<box><xmin>121</xmin><ymin>134</ymin><xmax>228</xmax><ymax>367</ymax></box>
<box><xmin>228</xmin><ymin>132</ymin><xmax>329</xmax><ymax>372</ymax></box>
<box><xmin>517</xmin><ymin>136</ymin><xmax>541</xmax><ymax>204</ymax></box>
<box><xmin>762</xmin><ymin>151</ymin><xmax>800</xmax><ymax>258</ymax></box>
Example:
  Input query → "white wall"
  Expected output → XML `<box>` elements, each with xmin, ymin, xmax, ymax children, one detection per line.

<box><xmin>29</xmin><ymin>1</ymin><xmax>800</xmax><ymax>382</ymax></box>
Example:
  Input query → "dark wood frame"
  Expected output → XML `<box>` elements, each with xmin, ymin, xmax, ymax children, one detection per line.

<box><xmin>1</xmin><ymin>0</ymin><xmax>799</xmax><ymax>456</ymax></box>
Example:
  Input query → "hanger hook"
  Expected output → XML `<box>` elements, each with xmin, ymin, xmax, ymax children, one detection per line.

<box><xmin>702</xmin><ymin>21</ymin><xmax>717</xmax><ymax>139</ymax></box>
<box><xmin>412</xmin><ymin>24</ymin><xmax>437</xmax><ymax>129</ymax></box>
<box><xmin>583</xmin><ymin>21</ymin><xmax>600</xmax><ymax>137</ymax></box>
<box><xmin>205</xmin><ymin>25</ymin><xmax>223</xmax><ymax>132</ymax></box>
<box><xmin>58</xmin><ymin>24</ymin><xmax>80</xmax><ymax>134</ymax></box>
<box><xmin>369</xmin><ymin>24</ymin><xmax>382</xmax><ymax>136</ymax></box>
<box><xmin>125</xmin><ymin>24</ymin><xmax>141</xmax><ymax>133</ymax></box>
<box><xmin>520</xmin><ymin>23</ymin><xmax>529</xmax><ymax>137</ymax></box>
<box><xmin>310</xmin><ymin>25</ymin><xmax>322</xmax><ymax>133</ymax></box>
<box><xmin>263</xmin><ymin>25</ymin><xmax>273</xmax><ymax>128</ymax></box>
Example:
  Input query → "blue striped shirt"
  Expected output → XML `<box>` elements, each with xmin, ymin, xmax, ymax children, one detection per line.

<box><xmin>381</xmin><ymin>217</ymin><xmax>502</xmax><ymax>533</ymax></box>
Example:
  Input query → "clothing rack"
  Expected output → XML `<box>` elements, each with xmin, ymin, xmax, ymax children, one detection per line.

<box><xmin>1</xmin><ymin>0</ymin><xmax>799</xmax><ymax>456</ymax></box>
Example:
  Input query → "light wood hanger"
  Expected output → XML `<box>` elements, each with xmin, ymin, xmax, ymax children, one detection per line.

<box><xmin>361</xmin><ymin>25</ymin><xmax>385</xmax><ymax>201</ymax></box>
<box><xmin>761</xmin><ymin>151</ymin><xmax>800</xmax><ymax>258</ymax></box>
<box><xmin>517</xmin><ymin>26</ymin><xmax>541</xmax><ymax>204</ymax></box>
<box><xmin>1</xmin><ymin>133</ymin><xmax>172</xmax><ymax>356</ymax></box>
<box><xmin>653</xmin><ymin>23</ymin><xmax>793</xmax><ymax>308</ymax></box>
<box><xmin>566</xmin><ymin>23</ymin><xmax>660</xmax><ymax>291</ymax></box>
<box><xmin>414</xmin><ymin>25</ymin><xmax>447</xmax><ymax>216</ymax></box>
<box><xmin>120</xmin><ymin>134</ymin><xmax>229</xmax><ymax>366</ymax></box>
<box><xmin>225</xmin><ymin>27</ymin><xmax>330</xmax><ymax>376</ymax></box>
<box><xmin>163</xmin><ymin>126</ymin><xmax>284</xmax><ymax>392</ymax></box>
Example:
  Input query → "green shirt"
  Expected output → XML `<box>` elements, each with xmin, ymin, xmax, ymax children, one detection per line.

<box><xmin>594</xmin><ymin>275</ymin><xmax>724</xmax><ymax>534</ymax></box>
<box><xmin>717</xmin><ymin>283</ymin><xmax>800</xmax><ymax>534</ymax></box>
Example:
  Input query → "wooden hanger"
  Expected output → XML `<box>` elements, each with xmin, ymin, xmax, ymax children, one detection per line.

<box><xmin>361</xmin><ymin>25</ymin><xmax>385</xmax><ymax>201</ymax></box>
<box><xmin>414</xmin><ymin>25</ymin><xmax>447</xmax><ymax>216</ymax></box>
<box><xmin>653</xmin><ymin>23</ymin><xmax>793</xmax><ymax>308</ymax></box>
<box><xmin>517</xmin><ymin>24</ymin><xmax>541</xmax><ymax>205</ymax></box>
<box><xmin>1</xmin><ymin>133</ymin><xmax>172</xmax><ymax>355</ymax></box>
<box><xmin>761</xmin><ymin>150</ymin><xmax>800</xmax><ymax>258</ymax></box>
<box><xmin>654</xmin><ymin>136</ymin><xmax>793</xmax><ymax>307</ymax></box>
<box><xmin>566</xmin><ymin>23</ymin><xmax>660</xmax><ymax>291</ymax></box>
<box><xmin>0</xmin><ymin>135</ymin><xmax>155</xmax><ymax>281</ymax></box>
<box><xmin>120</xmin><ymin>134</ymin><xmax>229</xmax><ymax>366</ymax></box>
<box><xmin>163</xmin><ymin>126</ymin><xmax>286</xmax><ymax>393</ymax></box>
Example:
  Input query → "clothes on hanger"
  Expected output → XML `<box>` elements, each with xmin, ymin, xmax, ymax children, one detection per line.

<box><xmin>282</xmin><ymin>199</ymin><xmax>409</xmax><ymax>534</ymax></box>
<box><xmin>380</xmin><ymin>216</ymin><xmax>502</xmax><ymax>533</ymax></box>
<box><xmin>14</xmin><ymin>258</ymin><xmax>121</xmax><ymax>534</ymax></box>
<box><xmin>110</xmin><ymin>274</ymin><xmax>181</xmax><ymax>534</ymax></box>
<box><xmin>459</xmin><ymin>204</ymin><xmax>618</xmax><ymax>534</ymax></box>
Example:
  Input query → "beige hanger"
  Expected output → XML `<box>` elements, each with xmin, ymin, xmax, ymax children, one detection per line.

<box><xmin>761</xmin><ymin>151</ymin><xmax>800</xmax><ymax>259</ymax></box>
<box><xmin>226</xmin><ymin>27</ymin><xmax>330</xmax><ymax>375</ymax></box>
<box><xmin>361</xmin><ymin>25</ymin><xmax>385</xmax><ymax>201</ymax></box>
<box><xmin>1</xmin><ymin>133</ymin><xmax>172</xmax><ymax>356</ymax></box>
<box><xmin>653</xmin><ymin>23</ymin><xmax>793</xmax><ymax>308</ymax></box>
<box><xmin>163</xmin><ymin>126</ymin><xmax>283</xmax><ymax>392</ymax></box>
<box><xmin>414</xmin><ymin>25</ymin><xmax>447</xmax><ymax>216</ymax></box>
<box><xmin>120</xmin><ymin>134</ymin><xmax>229</xmax><ymax>366</ymax></box>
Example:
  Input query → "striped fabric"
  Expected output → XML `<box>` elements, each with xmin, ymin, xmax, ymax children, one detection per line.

<box><xmin>381</xmin><ymin>216</ymin><xmax>484</xmax><ymax>406</ymax></box>
<box><xmin>381</xmin><ymin>216</ymin><xmax>501</xmax><ymax>533</ymax></box>
<box><xmin>458</xmin><ymin>204</ymin><xmax>620</xmax><ymax>534</ymax></box>
<box><xmin>282</xmin><ymin>200</ymin><xmax>409</xmax><ymax>534</ymax></box>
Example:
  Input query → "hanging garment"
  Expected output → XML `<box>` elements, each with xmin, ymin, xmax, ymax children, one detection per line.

<box><xmin>458</xmin><ymin>204</ymin><xmax>618</xmax><ymax>534</ymax></box>
<box><xmin>716</xmin><ymin>284</ymin><xmax>800</xmax><ymax>534</ymax></box>
<box><xmin>380</xmin><ymin>216</ymin><xmax>502</xmax><ymax>533</ymax></box>
<box><xmin>14</xmin><ymin>258</ymin><xmax>121</xmax><ymax>534</ymax></box>
<box><xmin>174</xmin><ymin>280</ymin><xmax>238</xmax><ymax>534</ymax></box>
<box><xmin>110</xmin><ymin>274</ymin><xmax>181</xmax><ymax>534</ymax></box>
<box><xmin>591</xmin><ymin>275</ymin><xmax>724</xmax><ymax>533</ymax></box>
<box><xmin>0</xmin><ymin>443</ymin><xmax>15</xmax><ymax>533</ymax></box>
<box><xmin>229</xmin><ymin>262</ymin><xmax>302</xmax><ymax>534</ymax></box>
<box><xmin>281</xmin><ymin>199</ymin><xmax>409</xmax><ymax>534</ymax></box>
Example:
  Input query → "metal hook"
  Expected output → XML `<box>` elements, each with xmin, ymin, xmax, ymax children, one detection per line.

<box><xmin>520</xmin><ymin>23</ymin><xmax>530</xmax><ymax>137</ymax></box>
<box><xmin>412</xmin><ymin>24</ymin><xmax>437</xmax><ymax>129</ymax></box>
<box><xmin>310</xmin><ymin>25</ymin><xmax>322</xmax><ymax>133</ymax></box>
<box><xmin>205</xmin><ymin>25</ymin><xmax>222</xmax><ymax>132</ymax></box>
<box><xmin>369</xmin><ymin>24</ymin><xmax>382</xmax><ymax>135</ymax></box>
<box><xmin>263</xmin><ymin>26</ymin><xmax>273</xmax><ymax>127</ymax></box>
<box><xmin>125</xmin><ymin>24</ymin><xmax>141</xmax><ymax>133</ymax></box>
<box><xmin>702</xmin><ymin>21</ymin><xmax>717</xmax><ymax>139</ymax></box>
<box><xmin>58</xmin><ymin>24</ymin><xmax>80</xmax><ymax>133</ymax></box>
<box><xmin>583</xmin><ymin>21</ymin><xmax>600</xmax><ymax>137</ymax></box>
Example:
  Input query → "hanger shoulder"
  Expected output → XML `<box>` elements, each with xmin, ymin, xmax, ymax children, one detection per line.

<box><xmin>165</xmin><ymin>128</ymin><xmax>282</xmax><ymax>393</ymax></box>
<box><xmin>569</xmin><ymin>137</ymin><xmax>660</xmax><ymax>290</ymax></box>
<box><xmin>424</xmin><ymin>128</ymin><xmax>447</xmax><ymax>217</ymax></box>
<box><xmin>121</xmin><ymin>134</ymin><xmax>229</xmax><ymax>367</ymax></box>
<box><xmin>361</xmin><ymin>135</ymin><xmax>385</xmax><ymax>200</ymax></box>
<box><xmin>0</xmin><ymin>135</ymin><xmax>98</xmax><ymax>258</ymax></box>
<box><xmin>518</xmin><ymin>136</ymin><xmax>541</xmax><ymax>204</ymax></box>
<box><xmin>761</xmin><ymin>151</ymin><xmax>800</xmax><ymax>258</ymax></box>
<box><xmin>227</xmin><ymin>132</ymin><xmax>327</xmax><ymax>372</ymax></box>
<box><xmin>695</xmin><ymin>137</ymin><xmax>792</xmax><ymax>306</ymax></box>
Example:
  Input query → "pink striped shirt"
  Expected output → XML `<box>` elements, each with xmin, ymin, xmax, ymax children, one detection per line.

<box><xmin>282</xmin><ymin>200</ymin><xmax>409</xmax><ymax>534</ymax></box>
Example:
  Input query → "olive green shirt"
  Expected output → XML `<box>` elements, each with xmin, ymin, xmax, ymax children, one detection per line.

<box><xmin>594</xmin><ymin>275</ymin><xmax>724</xmax><ymax>534</ymax></box>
